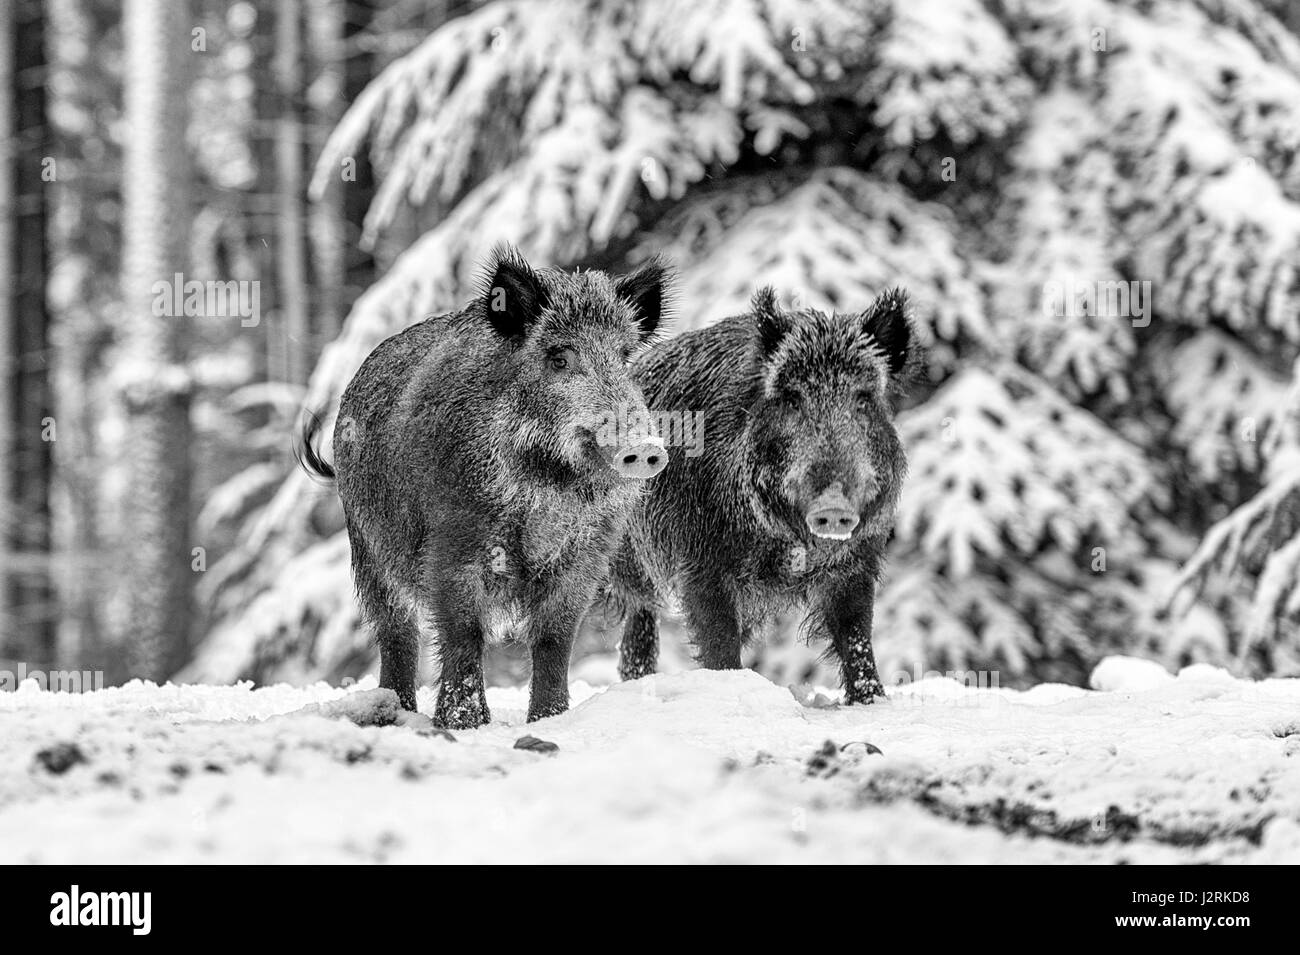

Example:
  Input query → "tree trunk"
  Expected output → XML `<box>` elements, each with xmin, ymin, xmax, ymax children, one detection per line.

<box><xmin>6</xmin><ymin>0</ymin><xmax>53</xmax><ymax>661</ymax></box>
<box><xmin>276</xmin><ymin>0</ymin><xmax>309</xmax><ymax>389</ymax></box>
<box><xmin>0</xmin><ymin>0</ymin><xmax>12</xmax><ymax>650</ymax></box>
<box><xmin>341</xmin><ymin>0</ymin><xmax>376</xmax><ymax>306</ymax></box>
<box><xmin>306</xmin><ymin>0</ymin><xmax>345</xmax><ymax>348</ymax></box>
<box><xmin>119</xmin><ymin>0</ymin><xmax>192</xmax><ymax>680</ymax></box>
<box><xmin>46</xmin><ymin>0</ymin><xmax>109</xmax><ymax>677</ymax></box>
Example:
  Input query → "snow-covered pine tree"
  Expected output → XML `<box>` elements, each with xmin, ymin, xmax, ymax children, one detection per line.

<box><xmin>1170</xmin><ymin>351</ymin><xmax>1300</xmax><ymax>677</ymax></box>
<box><xmin>186</xmin><ymin>0</ymin><xmax>1300</xmax><ymax>688</ymax></box>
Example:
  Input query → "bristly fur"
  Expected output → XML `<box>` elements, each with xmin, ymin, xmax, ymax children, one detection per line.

<box><xmin>608</xmin><ymin>286</ymin><xmax>921</xmax><ymax>703</ymax></box>
<box><xmin>752</xmin><ymin>286</ymin><xmax>784</xmax><ymax>357</ymax></box>
<box><xmin>615</xmin><ymin>254</ymin><xmax>675</xmax><ymax>344</ymax></box>
<box><xmin>861</xmin><ymin>287</ymin><xmax>919</xmax><ymax>407</ymax></box>
<box><xmin>334</xmin><ymin>247</ymin><xmax>674</xmax><ymax>729</ymax></box>
<box><xmin>475</xmin><ymin>243</ymin><xmax>552</xmax><ymax>340</ymax></box>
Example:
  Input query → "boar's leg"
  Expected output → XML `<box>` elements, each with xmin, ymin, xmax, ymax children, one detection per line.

<box><xmin>820</xmin><ymin>581</ymin><xmax>886</xmax><ymax>704</ymax></box>
<box><xmin>432</xmin><ymin>606</ymin><xmax>490</xmax><ymax>730</ymax></box>
<box><xmin>681</xmin><ymin>575</ymin><xmax>743</xmax><ymax>669</ymax></box>
<box><xmin>526</xmin><ymin>588</ymin><xmax>594</xmax><ymax>722</ymax></box>
<box><xmin>349</xmin><ymin>523</ymin><xmax>421</xmax><ymax>711</ymax></box>
<box><xmin>617</xmin><ymin>608</ymin><xmax>659</xmax><ymax>681</ymax></box>
<box><xmin>377</xmin><ymin>611</ymin><xmax>421</xmax><ymax>712</ymax></box>
<box><xmin>608</xmin><ymin>541</ymin><xmax>660</xmax><ymax>681</ymax></box>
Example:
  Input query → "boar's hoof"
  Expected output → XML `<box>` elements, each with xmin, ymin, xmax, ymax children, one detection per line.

<box><xmin>526</xmin><ymin>699</ymin><xmax>569</xmax><ymax>723</ymax></box>
<box><xmin>610</xmin><ymin>436</ymin><xmax>667</xmax><ymax>480</ymax></box>
<box><xmin>618</xmin><ymin>658</ymin><xmax>656</xmax><ymax>682</ymax></box>
<box><xmin>434</xmin><ymin>694</ymin><xmax>490</xmax><ymax>731</ymax></box>
<box><xmin>844</xmin><ymin>682</ymin><xmax>887</xmax><ymax>705</ymax></box>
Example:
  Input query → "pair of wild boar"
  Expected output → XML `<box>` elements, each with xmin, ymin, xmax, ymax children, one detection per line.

<box><xmin>306</xmin><ymin>246</ymin><xmax>918</xmax><ymax>730</ymax></box>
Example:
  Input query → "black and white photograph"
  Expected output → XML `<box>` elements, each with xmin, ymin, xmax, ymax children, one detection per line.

<box><xmin>1</xmin><ymin>0</ymin><xmax>1298</xmax><ymax>892</ymax></box>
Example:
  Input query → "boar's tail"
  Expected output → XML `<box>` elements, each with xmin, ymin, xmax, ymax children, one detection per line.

<box><xmin>296</xmin><ymin>409</ymin><xmax>336</xmax><ymax>482</ymax></box>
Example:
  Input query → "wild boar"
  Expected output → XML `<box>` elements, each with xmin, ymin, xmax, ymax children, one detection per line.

<box><xmin>608</xmin><ymin>287</ymin><xmax>917</xmax><ymax>703</ymax></box>
<box><xmin>303</xmin><ymin>246</ymin><xmax>672</xmax><ymax>728</ymax></box>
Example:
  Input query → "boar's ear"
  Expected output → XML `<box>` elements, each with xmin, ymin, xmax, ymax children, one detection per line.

<box><xmin>479</xmin><ymin>244</ymin><xmax>549</xmax><ymax>340</ymax></box>
<box><xmin>863</xmin><ymin>287</ymin><xmax>912</xmax><ymax>376</ymax></box>
<box><xmin>615</xmin><ymin>256</ymin><xmax>673</xmax><ymax>342</ymax></box>
<box><xmin>753</xmin><ymin>286</ymin><xmax>788</xmax><ymax>358</ymax></box>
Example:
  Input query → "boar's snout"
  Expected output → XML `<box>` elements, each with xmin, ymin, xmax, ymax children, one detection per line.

<box><xmin>608</xmin><ymin>434</ymin><xmax>668</xmax><ymax>480</ymax></box>
<box><xmin>805</xmin><ymin>485</ymin><xmax>860</xmax><ymax>540</ymax></box>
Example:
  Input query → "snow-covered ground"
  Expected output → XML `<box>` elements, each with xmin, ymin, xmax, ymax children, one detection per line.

<box><xmin>1</xmin><ymin>656</ymin><xmax>1297</xmax><ymax>864</ymax></box>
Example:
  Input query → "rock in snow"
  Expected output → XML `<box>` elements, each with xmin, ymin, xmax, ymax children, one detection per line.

<box><xmin>0</xmin><ymin>657</ymin><xmax>1297</xmax><ymax>863</ymax></box>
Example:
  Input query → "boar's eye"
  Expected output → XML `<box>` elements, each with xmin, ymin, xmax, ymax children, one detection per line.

<box><xmin>548</xmin><ymin>348</ymin><xmax>577</xmax><ymax>373</ymax></box>
<box><xmin>854</xmin><ymin>391</ymin><xmax>873</xmax><ymax>413</ymax></box>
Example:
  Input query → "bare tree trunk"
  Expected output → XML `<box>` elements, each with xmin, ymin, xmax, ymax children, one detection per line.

<box><xmin>306</xmin><ymin>0</ymin><xmax>345</xmax><ymax>348</ymax></box>
<box><xmin>119</xmin><ymin>0</ymin><xmax>192</xmax><ymax>680</ymax></box>
<box><xmin>0</xmin><ymin>0</ymin><xmax>13</xmax><ymax>649</ymax></box>
<box><xmin>9</xmin><ymin>0</ymin><xmax>53</xmax><ymax>660</ymax></box>
<box><xmin>341</xmin><ymin>0</ymin><xmax>376</xmax><ymax>306</ymax></box>
<box><xmin>254</xmin><ymin>8</ymin><xmax>283</xmax><ymax>401</ymax></box>
<box><xmin>276</xmin><ymin>0</ymin><xmax>309</xmax><ymax>388</ymax></box>
<box><xmin>47</xmin><ymin>0</ymin><xmax>108</xmax><ymax>675</ymax></box>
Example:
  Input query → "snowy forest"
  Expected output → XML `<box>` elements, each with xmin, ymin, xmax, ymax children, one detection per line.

<box><xmin>4</xmin><ymin>0</ymin><xmax>1300</xmax><ymax>695</ymax></box>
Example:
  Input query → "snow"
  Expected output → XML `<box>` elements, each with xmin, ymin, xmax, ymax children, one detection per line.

<box><xmin>204</xmin><ymin>0</ymin><xmax>1300</xmax><ymax>696</ymax></box>
<box><xmin>1089</xmin><ymin>655</ymin><xmax>1175</xmax><ymax>692</ymax></box>
<box><xmin>2</xmin><ymin>658</ymin><xmax>1298</xmax><ymax>863</ymax></box>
